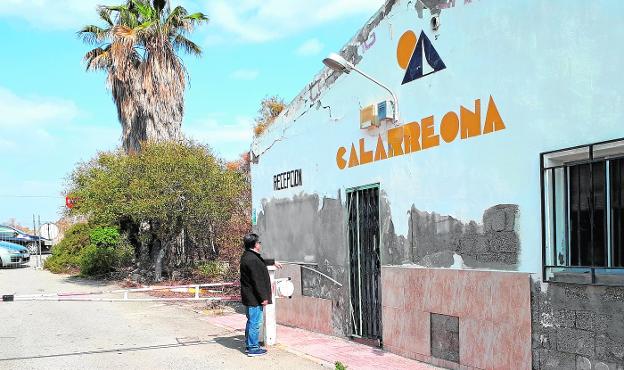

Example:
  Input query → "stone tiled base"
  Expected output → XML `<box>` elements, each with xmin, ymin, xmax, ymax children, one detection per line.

<box><xmin>381</xmin><ymin>267</ymin><xmax>532</xmax><ymax>370</ymax></box>
<box><xmin>275</xmin><ymin>264</ymin><xmax>333</xmax><ymax>335</ymax></box>
<box><xmin>277</xmin><ymin>295</ymin><xmax>333</xmax><ymax>334</ymax></box>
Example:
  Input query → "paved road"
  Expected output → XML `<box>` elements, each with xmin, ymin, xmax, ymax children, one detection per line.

<box><xmin>0</xmin><ymin>261</ymin><xmax>324</xmax><ymax>370</ymax></box>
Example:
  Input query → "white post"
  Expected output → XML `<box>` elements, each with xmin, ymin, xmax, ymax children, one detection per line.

<box><xmin>37</xmin><ymin>215</ymin><xmax>42</xmax><ymax>270</ymax></box>
<box><xmin>263</xmin><ymin>265</ymin><xmax>277</xmax><ymax>346</ymax></box>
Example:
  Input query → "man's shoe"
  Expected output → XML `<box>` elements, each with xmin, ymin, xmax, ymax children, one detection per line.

<box><xmin>247</xmin><ymin>348</ymin><xmax>267</xmax><ymax>357</ymax></box>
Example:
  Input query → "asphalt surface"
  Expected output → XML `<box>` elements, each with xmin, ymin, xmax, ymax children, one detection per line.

<box><xmin>0</xmin><ymin>260</ymin><xmax>324</xmax><ymax>369</ymax></box>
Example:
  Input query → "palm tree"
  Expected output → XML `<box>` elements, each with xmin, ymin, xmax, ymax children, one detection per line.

<box><xmin>79</xmin><ymin>0</ymin><xmax>208</xmax><ymax>152</ymax></box>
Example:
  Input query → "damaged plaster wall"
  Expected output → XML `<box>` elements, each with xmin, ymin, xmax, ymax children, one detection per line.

<box><xmin>531</xmin><ymin>282</ymin><xmax>624</xmax><ymax>369</ymax></box>
<box><xmin>256</xmin><ymin>191</ymin><xmax>522</xmax><ymax>336</ymax></box>
<box><xmin>381</xmin><ymin>195</ymin><xmax>520</xmax><ymax>269</ymax></box>
<box><xmin>255</xmin><ymin>193</ymin><xmax>351</xmax><ymax>336</ymax></box>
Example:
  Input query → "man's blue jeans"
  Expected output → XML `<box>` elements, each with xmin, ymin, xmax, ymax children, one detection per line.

<box><xmin>245</xmin><ymin>305</ymin><xmax>264</xmax><ymax>351</ymax></box>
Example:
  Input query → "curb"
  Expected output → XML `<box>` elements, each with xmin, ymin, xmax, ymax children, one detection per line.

<box><xmin>272</xmin><ymin>343</ymin><xmax>335</xmax><ymax>368</ymax></box>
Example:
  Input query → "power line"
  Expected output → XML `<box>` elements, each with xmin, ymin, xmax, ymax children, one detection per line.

<box><xmin>0</xmin><ymin>195</ymin><xmax>64</xmax><ymax>198</ymax></box>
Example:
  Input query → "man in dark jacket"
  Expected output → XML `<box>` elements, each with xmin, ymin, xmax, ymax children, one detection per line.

<box><xmin>240</xmin><ymin>233</ymin><xmax>272</xmax><ymax>357</ymax></box>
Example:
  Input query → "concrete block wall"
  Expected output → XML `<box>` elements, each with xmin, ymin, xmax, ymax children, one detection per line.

<box><xmin>532</xmin><ymin>283</ymin><xmax>624</xmax><ymax>369</ymax></box>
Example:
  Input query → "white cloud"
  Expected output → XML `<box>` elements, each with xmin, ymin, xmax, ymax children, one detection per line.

<box><xmin>183</xmin><ymin>116</ymin><xmax>254</xmax><ymax>148</ymax></box>
<box><xmin>0</xmin><ymin>87</ymin><xmax>79</xmax><ymax>128</ymax></box>
<box><xmin>185</xmin><ymin>115</ymin><xmax>254</xmax><ymax>160</ymax></box>
<box><xmin>202</xmin><ymin>0</ymin><xmax>385</xmax><ymax>43</ymax></box>
<box><xmin>0</xmin><ymin>0</ymin><xmax>102</xmax><ymax>30</ymax></box>
<box><xmin>230</xmin><ymin>69</ymin><xmax>260</xmax><ymax>80</ymax></box>
<box><xmin>296</xmin><ymin>38</ymin><xmax>324</xmax><ymax>56</ymax></box>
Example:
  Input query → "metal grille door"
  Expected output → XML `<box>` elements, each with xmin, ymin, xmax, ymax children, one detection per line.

<box><xmin>347</xmin><ymin>186</ymin><xmax>381</xmax><ymax>342</ymax></box>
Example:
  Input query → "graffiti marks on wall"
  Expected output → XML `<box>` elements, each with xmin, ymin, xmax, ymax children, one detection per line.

<box><xmin>336</xmin><ymin>96</ymin><xmax>506</xmax><ymax>170</ymax></box>
<box><xmin>362</xmin><ymin>32</ymin><xmax>376</xmax><ymax>51</ymax></box>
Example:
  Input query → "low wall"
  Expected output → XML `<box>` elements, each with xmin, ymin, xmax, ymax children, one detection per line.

<box><xmin>382</xmin><ymin>266</ymin><xmax>532</xmax><ymax>370</ymax></box>
<box><xmin>275</xmin><ymin>264</ymin><xmax>333</xmax><ymax>335</ymax></box>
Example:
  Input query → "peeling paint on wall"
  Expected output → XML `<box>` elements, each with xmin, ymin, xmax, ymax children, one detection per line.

<box><xmin>381</xmin><ymin>201</ymin><xmax>520</xmax><ymax>269</ymax></box>
<box><xmin>256</xmin><ymin>192</ymin><xmax>521</xmax><ymax>336</ymax></box>
<box><xmin>255</xmin><ymin>193</ymin><xmax>351</xmax><ymax>336</ymax></box>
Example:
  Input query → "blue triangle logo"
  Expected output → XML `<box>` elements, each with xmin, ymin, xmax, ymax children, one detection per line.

<box><xmin>401</xmin><ymin>31</ymin><xmax>446</xmax><ymax>85</ymax></box>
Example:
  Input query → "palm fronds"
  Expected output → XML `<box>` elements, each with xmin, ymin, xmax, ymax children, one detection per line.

<box><xmin>79</xmin><ymin>0</ymin><xmax>208</xmax><ymax>153</ymax></box>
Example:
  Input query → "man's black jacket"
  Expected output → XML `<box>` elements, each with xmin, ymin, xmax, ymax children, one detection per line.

<box><xmin>240</xmin><ymin>249</ymin><xmax>272</xmax><ymax>306</ymax></box>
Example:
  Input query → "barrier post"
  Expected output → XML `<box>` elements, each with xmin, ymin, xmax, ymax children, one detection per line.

<box><xmin>263</xmin><ymin>265</ymin><xmax>277</xmax><ymax>346</ymax></box>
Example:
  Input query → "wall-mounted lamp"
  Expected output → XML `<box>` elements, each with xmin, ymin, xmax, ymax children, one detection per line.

<box><xmin>322</xmin><ymin>52</ymin><xmax>400</xmax><ymax>125</ymax></box>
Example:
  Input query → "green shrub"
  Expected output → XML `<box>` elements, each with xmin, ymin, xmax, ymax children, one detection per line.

<box><xmin>197</xmin><ymin>260</ymin><xmax>229</xmax><ymax>280</ymax></box>
<box><xmin>44</xmin><ymin>250</ymin><xmax>82</xmax><ymax>274</ymax></box>
<box><xmin>79</xmin><ymin>226</ymin><xmax>135</xmax><ymax>276</ymax></box>
<box><xmin>52</xmin><ymin>223</ymin><xmax>92</xmax><ymax>254</ymax></box>
<box><xmin>46</xmin><ymin>224</ymin><xmax>134</xmax><ymax>276</ymax></box>
<box><xmin>79</xmin><ymin>244</ymin><xmax>117</xmax><ymax>276</ymax></box>
<box><xmin>44</xmin><ymin>223</ymin><xmax>92</xmax><ymax>273</ymax></box>
<box><xmin>90</xmin><ymin>227</ymin><xmax>120</xmax><ymax>247</ymax></box>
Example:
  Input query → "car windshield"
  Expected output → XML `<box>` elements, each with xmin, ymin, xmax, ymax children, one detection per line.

<box><xmin>0</xmin><ymin>241</ymin><xmax>26</xmax><ymax>252</ymax></box>
<box><xmin>1</xmin><ymin>225</ymin><xmax>27</xmax><ymax>235</ymax></box>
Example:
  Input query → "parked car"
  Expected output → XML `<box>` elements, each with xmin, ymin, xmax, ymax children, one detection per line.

<box><xmin>0</xmin><ymin>225</ymin><xmax>51</xmax><ymax>254</ymax></box>
<box><xmin>0</xmin><ymin>240</ymin><xmax>30</xmax><ymax>267</ymax></box>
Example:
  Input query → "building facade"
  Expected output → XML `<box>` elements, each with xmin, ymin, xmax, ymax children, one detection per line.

<box><xmin>251</xmin><ymin>1</ymin><xmax>624</xmax><ymax>369</ymax></box>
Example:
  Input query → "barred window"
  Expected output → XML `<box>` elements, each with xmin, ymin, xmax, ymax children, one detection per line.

<box><xmin>541</xmin><ymin>139</ymin><xmax>624</xmax><ymax>285</ymax></box>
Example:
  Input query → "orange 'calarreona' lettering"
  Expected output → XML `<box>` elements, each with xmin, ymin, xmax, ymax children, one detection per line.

<box><xmin>421</xmin><ymin>115</ymin><xmax>440</xmax><ymax>149</ymax></box>
<box><xmin>483</xmin><ymin>95</ymin><xmax>506</xmax><ymax>134</ymax></box>
<box><xmin>359</xmin><ymin>138</ymin><xmax>373</xmax><ymax>165</ymax></box>
<box><xmin>440</xmin><ymin>111</ymin><xmax>459</xmax><ymax>143</ymax></box>
<box><xmin>348</xmin><ymin>143</ymin><xmax>359</xmax><ymax>168</ymax></box>
<box><xmin>403</xmin><ymin>121</ymin><xmax>421</xmax><ymax>153</ymax></box>
<box><xmin>336</xmin><ymin>146</ymin><xmax>347</xmax><ymax>170</ymax></box>
<box><xmin>335</xmin><ymin>96</ymin><xmax>506</xmax><ymax>169</ymax></box>
<box><xmin>387</xmin><ymin>126</ymin><xmax>404</xmax><ymax>157</ymax></box>
<box><xmin>460</xmin><ymin>99</ymin><xmax>481</xmax><ymax>139</ymax></box>
<box><xmin>374</xmin><ymin>135</ymin><xmax>388</xmax><ymax>161</ymax></box>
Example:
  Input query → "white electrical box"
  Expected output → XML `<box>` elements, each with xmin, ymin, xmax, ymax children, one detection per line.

<box><xmin>377</xmin><ymin>100</ymin><xmax>393</xmax><ymax>124</ymax></box>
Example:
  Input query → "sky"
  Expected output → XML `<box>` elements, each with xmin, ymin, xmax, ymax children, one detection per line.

<box><xmin>0</xmin><ymin>0</ymin><xmax>385</xmax><ymax>227</ymax></box>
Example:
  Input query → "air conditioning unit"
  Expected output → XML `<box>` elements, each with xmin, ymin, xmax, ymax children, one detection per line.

<box><xmin>360</xmin><ymin>101</ymin><xmax>394</xmax><ymax>129</ymax></box>
<box><xmin>360</xmin><ymin>104</ymin><xmax>379</xmax><ymax>129</ymax></box>
<box><xmin>377</xmin><ymin>100</ymin><xmax>394</xmax><ymax>124</ymax></box>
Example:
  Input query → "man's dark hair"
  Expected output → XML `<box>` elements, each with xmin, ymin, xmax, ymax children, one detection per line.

<box><xmin>243</xmin><ymin>233</ymin><xmax>259</xmax><ymax>250</ymax></box>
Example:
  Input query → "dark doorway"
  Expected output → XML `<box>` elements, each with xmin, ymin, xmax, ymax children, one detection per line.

<box><xmin>346</xmin><ymin>185</ymin><xmax>381</xmax><ymax>345</ymax></box>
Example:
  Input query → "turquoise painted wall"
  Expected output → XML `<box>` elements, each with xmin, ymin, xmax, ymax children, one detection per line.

<box><xmin>251</xmin><ymin>0</ymin><xmax>624</xmax><ymax>275</ymax></box>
